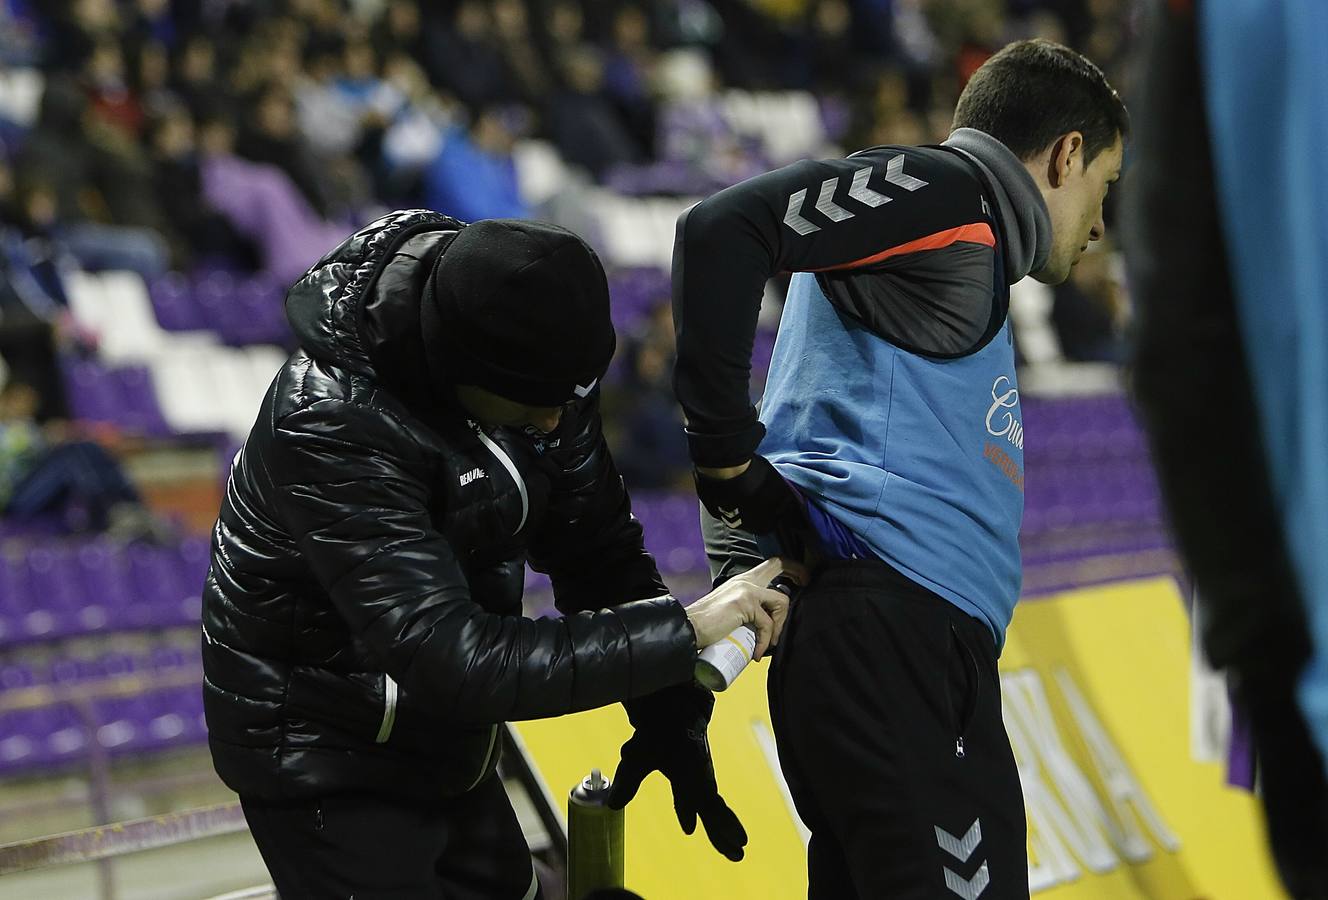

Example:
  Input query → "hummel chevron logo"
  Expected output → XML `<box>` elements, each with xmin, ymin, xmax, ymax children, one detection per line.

<box><xmin>783</xmin><ymin>190</ymin><xmax>818</xmax><ymax>235</ymax></box>
<box><xmin>847</xmin><ymin>167</ymin><xmax>889</xmax><ymax>207</ymax></box>
<box><xmin>883</xmin><ymin>153</ymin><xmax>928</xmax><ymax>191</ymax></box>
<box><xmin>782</xmin><ymin>155</ymin><xmax>929</xmax><ymax>234</ymax></box>
<box><xmin>814</xmin><ymin>176</ymin><xmax>853</xmax><ymax>222</ymax></box>
<box><xmin>944</xmin><ymin>861</ymin><xmax>989</xmax><ymax>900</ymax></box>
<box><xmin>935</xmin><ymin>819</ymin><xmax>982</xmax><ymax>861</ymax></box>
<box><xmin>459</xmin><ymin>467</ymin><xmax>487</xmax><ymax>486</ymax></box>
<box><xmin>717</xmin><ymin>506</ymin><xmax>743</xmax><ymax>529</ymax></box>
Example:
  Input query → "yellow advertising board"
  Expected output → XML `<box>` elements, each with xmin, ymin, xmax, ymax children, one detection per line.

<box><xmin>514</xmin><ymin>577</ymin><xmax>1286</xmax><ymax>898</ymax></box>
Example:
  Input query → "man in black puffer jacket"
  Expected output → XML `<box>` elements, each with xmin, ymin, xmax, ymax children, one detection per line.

<box><xmin>201</xmin><ymin>211</ymin><xmax>795</xmax><ymax>898</ymax></box>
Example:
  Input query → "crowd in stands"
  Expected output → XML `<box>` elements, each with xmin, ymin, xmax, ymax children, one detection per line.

<box><xmin>0</xmin><ymin>0</ymin><xmax>1135</xmax><ymax>530</ymax></box>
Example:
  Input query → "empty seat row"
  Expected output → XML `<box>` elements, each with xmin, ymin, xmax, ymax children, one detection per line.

<box><xmin>0</xmin><ymin>537</ymin><xmax>210</xmax><ymax>645</ymax></box>
<box><xmin>0</xmin><ymin>684</ymin><xmax>206</xmax><ymax>774</ymax></box>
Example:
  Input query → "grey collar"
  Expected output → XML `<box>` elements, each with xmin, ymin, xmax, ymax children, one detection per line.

<box><xmin>942</xmin><ymin>128</ymin><xmax>1051</xmax><ymax>282</ymax></box>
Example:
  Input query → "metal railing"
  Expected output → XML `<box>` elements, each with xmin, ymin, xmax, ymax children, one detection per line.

<box><xmin>0</xmin><ymin>801</ymin><xmax>249</xmax><ymax>875</ymax></box>
<box><xmin>0</xmin><ymin>665</ymin><xmax>207</xmax><ymax>897</ymax></box>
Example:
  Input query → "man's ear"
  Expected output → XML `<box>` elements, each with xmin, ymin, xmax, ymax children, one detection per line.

<box><xmin>1046</xmin><ymin>132</ymin><xmax>1084</xmax><ymax>188</ymax></box>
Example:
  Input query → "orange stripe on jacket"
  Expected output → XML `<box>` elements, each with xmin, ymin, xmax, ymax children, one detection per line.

<box><xmin>810</xmin><ymin>222</ymin><xmax>996</xmax><ymax>272</ymax></box>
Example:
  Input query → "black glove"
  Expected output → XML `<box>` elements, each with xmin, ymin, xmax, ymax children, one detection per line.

<box><xmin>606</xmin><ymin>682</ymin><xmax>748</xmax><ymax>861</ymax></box>
<box><xmin>694</xmin><ymin>455</ymin><xmax>813</xmax><ymax>562</ymax></box>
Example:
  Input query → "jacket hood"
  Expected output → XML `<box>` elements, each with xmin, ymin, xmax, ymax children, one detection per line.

<box><xmin>284</xmin><ymin>209</ymin><xmax>463</xmax><ymax>410</ymax></box>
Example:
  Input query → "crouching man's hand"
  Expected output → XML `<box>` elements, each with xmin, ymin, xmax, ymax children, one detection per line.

<box><xmin>606</xmin><ymin>682</ymin><xmax>747</xmax><ymax>861</ymax></box>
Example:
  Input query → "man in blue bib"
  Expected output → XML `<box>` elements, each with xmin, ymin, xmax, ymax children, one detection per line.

<box><xmin>664</xmin><ymin>40</ymin><xmax>1125</xmax><ymax>898</ymax></box>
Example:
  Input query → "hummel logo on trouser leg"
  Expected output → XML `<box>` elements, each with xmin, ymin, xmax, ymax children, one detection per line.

<box><xmin>936</xmin><ymin>818</ymin><xmax>988</xmax><ymax>898</ymax></box>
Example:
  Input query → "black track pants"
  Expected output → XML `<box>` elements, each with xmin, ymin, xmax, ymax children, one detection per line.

<box><xmin>769</xmin><ymin>559</ymin><xmax>1029</xmax><ymax>900</ymax></box>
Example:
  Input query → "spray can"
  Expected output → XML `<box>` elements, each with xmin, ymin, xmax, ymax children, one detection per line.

<box><xmin>694</xmin><ymin>625</ymin><xmax>756</xmax><ymax>692</ymax></box>
<box><xmin>567</xmin><ymin>768</ymin><xmax>624</xmax><ymax>900</ymax></box>
<box><xmin>693</xmin><ymin>576</ymin><xmax>797</xmax><ymax>692</ymax></box>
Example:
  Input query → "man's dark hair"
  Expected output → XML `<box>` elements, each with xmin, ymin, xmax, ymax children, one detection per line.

<box><xmin>952</xmin><ymin>39</ymin><xmax>1128</xmax><ymax>164</ymax></box>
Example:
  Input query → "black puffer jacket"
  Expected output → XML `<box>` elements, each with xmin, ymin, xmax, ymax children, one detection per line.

<box><xmin>202</xmin><ymin>210</ymin><xmax>697</xmax><ymax>802</ymax></box>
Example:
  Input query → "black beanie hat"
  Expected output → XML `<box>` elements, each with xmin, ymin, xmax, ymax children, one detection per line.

<box><xmin>422</xmin><ymin>219</ymin><xmax>617</xmax><ymax>407</ymax></box>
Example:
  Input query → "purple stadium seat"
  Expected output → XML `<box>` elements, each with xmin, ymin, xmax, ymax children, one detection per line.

<box><xmin>127</xmin><ymin>544</ymin><xmax>187</xmax><ymax>626</ymax></box>
<box><xmin>77</xmin><ymin>540</ymin><xmax>136</xmax><ymax>624</ymax></box>
<box><xmin>30</xmin><ymin>544</ymin><xmax>111</xmax><ymax>637</ymax></box>
<box><xmin>0</xmin><ymin>661</ymin><xmax>37</xmax><ymax>690</ymax></box>
<box><xmin>148</xmin><ymin>273</ymin><xmax>206</xmax><ymax>331</ymax></box>
<box><xmin>49</xmin><ymin>655</ymin><xmax>107</xmax><ymax>685</ymax></box>
<box><xmin>0</xmin><ymin>556</ymin><xmax>17</xmax><ymax>645</ymax></box>
<box><xmin>0</xmin><ymin>554</ymin><xmax>55</xmax><ymax>643</ymax></box>
<box><xmin>151</xmin><ymin>684</ymin><xmax>208</xmax><ymax>747</ymax></box>
<box><xmin>226</xmin><ymin>278</ymin><xmax>291</xmax><ymax>346</ymax></box>
<box><xmin>98</xmin><ymin>651</ymin><xmax>140</xmax><ymax>679</ymax></box>
<box><xmin>148</xmin><ymin>644</ymin><xmax>193</xmax><ymax>672</ymax></box>
<box><xmin>23</xmin><ymin>547</ymin><xmax>78</xmax><ymax>638</ymax></box>
<box><xmin>173</xmin><ymin>537</ymin><xmax>209</xmax><ymax>623</ymax></box>
<box><xmin>61</xmin><ymin>357</ymin><xmax>122</xmax><ymax>425</ymax></box>
<box><xmin>93</xmin><ymin>695</ymin><xmax>152</xmax><ymax>755</ymax></box>
<box><xmin>0</xmin><ymin>709</ymin><xmax>48</xmax><ymax>772</ymax></box>
<box><xmin>44</xmin><ymin>704</ymin><xmax>90</xmax><ymax>766</ymax></box>
<box><xmin>112</xmin><ymin>365</ymin><xmax>171</xmax><ymax>436</ymax></box>
<box><xmin>193</xmin><ymin>271</ymin><xmax>238</xmax><ymax>328</ymax></box>
<box><xmin>92</xmin><ymin>686</ymin><xmax>205</xmax><ymax>754</ymax></box>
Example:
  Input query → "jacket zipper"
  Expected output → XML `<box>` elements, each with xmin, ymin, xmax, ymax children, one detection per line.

<box><xmin>375</xmin><ymin>673</ymin><xmax>399</xmax><ymax>744</ymax></box>
<box><xmin>465</xmin><ymin>724</ymin><xmax>501</xmax><ymax>792</ymax></box>
<box><xmin>950</xmin><ymin>623</ymin><xmax>980</xmax><ymax>759</ymax></box>
<box><xmin>470</xmin><ymin>424</ymin><xmax>529</xmax><ymax>533</ymax></box>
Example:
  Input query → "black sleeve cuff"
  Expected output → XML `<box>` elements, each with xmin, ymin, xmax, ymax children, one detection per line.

<box><xmin>685</xmin><ymin>421</ymin><xmax>767</xmax><ymax>470</ymax></box>
<box><xmin>610</xmin><ymin>596</ymin><xmax>698</xmax><ymax>697</ymax></box>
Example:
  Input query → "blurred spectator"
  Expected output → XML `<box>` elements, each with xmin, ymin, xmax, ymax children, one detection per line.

<box><xmin>491</xmin><ymin>0</ymin><xmax>550</xmax><ymax>104</ymax></box>
<box><xmin>237</xmin><ymin>82</ymin><xmax>332</xmax><ymax>217</ymax></box>
<box><xmin>127</xmin><ymin>38</ymin><xmax>175</xmax><ymax>116</ymax></box>
<box><xmin>0</xmin><ymin>380</ymin><xmax>164</xmax><ymax>539</ymax></box>
<box><xmin>0</xmin><ymin>162</ymin><xmax>72</xmax><ymax>312</ymax></box>
<box><xmin>421</xmin><ymin>104</ymin><xmax>531</xmax><ymax>223</ymax></box>
<box><xmin>196</xmin><ymin>111</ymin><xmax>346</xmax><ymax>285</ymax></box>
<box><xmin>370</xmin><ymin>0</ymin><xmax>427</xmax><ymax>66</ymax></box>
<box><xmin>146</xmin><ymin>106</ymin><xmax>255</xmax><ymax>270</ymax></box>
<box><xmin>425</xmin><ymin>1</ymin><xmax>517</xmax><ymax>110</ymax></box>
<box><xmin>802</xmin><ymin>0</ymin><xmax>859</xmax><ymax>93</ymax></box>
<box><xmin>708</xmin><ymin>0</ymin><xmax>793</xmax><ymax>89</ymax></box>
<box><xmin>13</xmin><ymin>97</ymin><xmax>168</xmax><ymax>279</ymax></box>
<box><xmin>41</xmin><ymin>0</ymin><xmax>120</xmax><ymax>71</ymax></box>
<box><xmin>0</xmin><ymin>161</ymin><xmax>71</xmax><ymax>421</ymax></box>
<box><xmin>82</xmin><ymin>37</ymin><xmax>144</xmax><ymax>139</ymax></box>
<box><xmin>601</xmin><ymin>4</ymin><xmax>659</xmax><ymax>157</ymax></box>
<box><xmin>293</xmin><ymin>40</ymin><xmax>364</xmax><ymax>158</ymax></box>
<box><xmin>125</xmin><ymin>0</ymin><xmax>176</xmax><ymax>49</ymax></box>
<box><xmin>0</xmin><ymin>1</ymin><xmax>42</xmax><ymax>66</ymax></box>
<box><xmin>168</xmin><ymin>32</ymin><xmax>220</xmax><ymax>112</ymax></box>
<box><xmin>611</xmin><ymin>301</ymin><xmax>691</xmax><ymax>491</ymax></box>
<box><xmin>375</xmin><ymin>53</ymin><xmax>457</xmax><ymax>201</ymax></box>
<box><xmin>548</xmin><ymin>44</ymin><xmax>643</xmax><ymax>178</ymax></box>
<box><xmin>333</xmin><ymin>32</ymin><xmax>405</xmax><ymax>134</ymax></box>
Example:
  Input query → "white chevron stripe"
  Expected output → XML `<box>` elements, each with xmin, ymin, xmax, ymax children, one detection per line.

<box><xmin>883</xmin><ymin>153</ymin><xmax>929</xmax><ymax>191</ymax></box>
<box><xmin>847</xmin><ymin>167</ymin><xmax>890</xmax><ymax>207</ymax></box>
<box><xmin>783</xmin><ymin>189</ymin><xmax>819</xmax><ymax>235</ymax></box>
<box><xmin>934</xmin><ymin>818</ymin><xmax>982</xmax><ymax>862</ymax></box>
<box><xmin>944</xmin><ymin>861</ymin><xmax>990</xmax><ymax>899</ymax></box>
<box><xmin>814</xmin><ymin>176</ymin><xmax>853</xmax><ymax>222</ymax></box>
